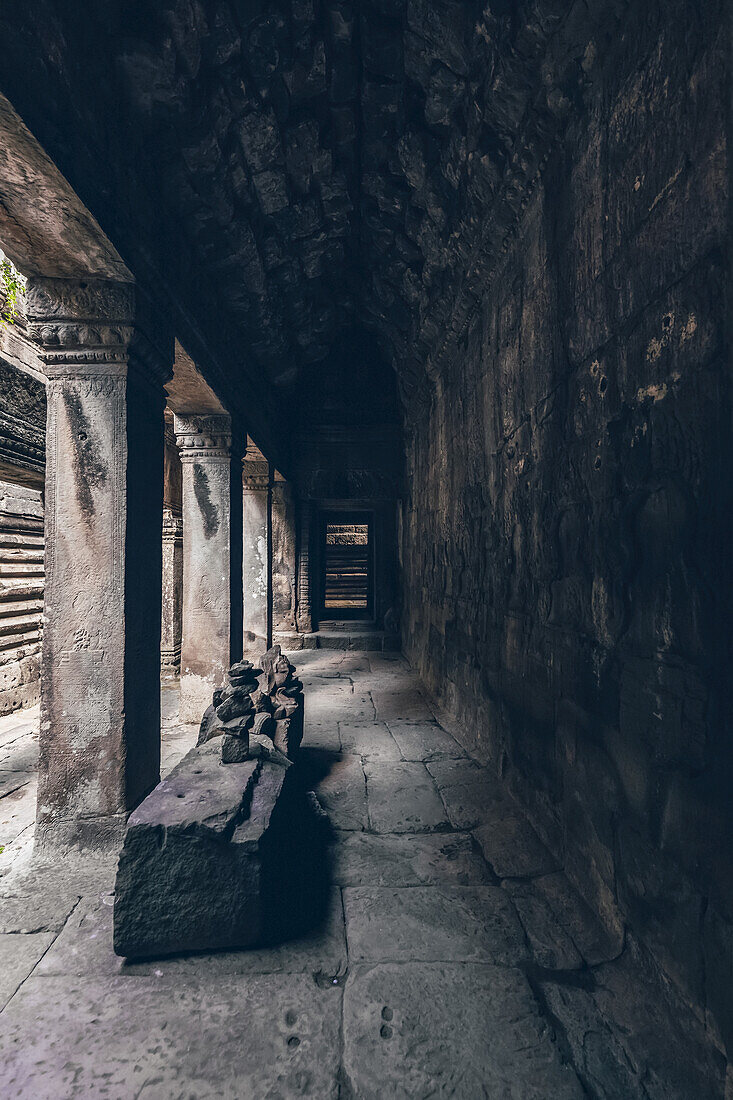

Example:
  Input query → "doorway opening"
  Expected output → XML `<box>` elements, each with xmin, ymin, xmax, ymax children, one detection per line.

<box><xmin>320</xmin><ymin>512</ymin><xmax>373</xmax><ymax>621</ymax></box>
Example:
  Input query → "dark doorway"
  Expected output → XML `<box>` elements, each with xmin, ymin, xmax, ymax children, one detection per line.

<box><xmin>320</xmin><ymin>512</ymin><xmax>373</xmax><ymax>620</ymax></box>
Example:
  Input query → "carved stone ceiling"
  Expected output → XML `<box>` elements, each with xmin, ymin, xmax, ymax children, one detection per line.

<box><xmin>112</xmin><ymin>0</ymin><xmax>598</xmax><ymax>396</ymax></box>
<box><xmin>2</xmin><ymin>1</ymin><xmax>604</xmax><ymax>414</ymax></box>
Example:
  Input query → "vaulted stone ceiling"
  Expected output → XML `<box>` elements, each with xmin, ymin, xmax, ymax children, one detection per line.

<box><xmin>110</xmin><ymin>0</ymin><xmax>600</xmax><ymax>399</ymax></box>
<box><xmin>1</xmin><ymin>0</ymin><xmax>620</xmax><ymax>419</ymax></box>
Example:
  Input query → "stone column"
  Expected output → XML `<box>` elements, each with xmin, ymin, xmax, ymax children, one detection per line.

<box><xmin>26</xmin><ymin>277</ymin><xmax>172</xmax><ymax>850</ymax></box>
<box><xmin>174</xmin><ymin>414</ymin><xmax>233</xmax><ymax>723</ymax></box>
<box><xmin>271</xmin><ymin>477</ymin><xmax>297</xmax><ymax>634</ymax></box>
<box><xmin>160</xmin><ymin>422</ymin><xmax>183</xmax><ymax>677</ymax></box>
<box><xmin>242</xmin><ymin>451</ymin><xmax>271</xmax><ymax>654</ymax></box>
<box><xmin>296</xmin><ymin>498</ymin><xmax>313</xmax><ymax>634</ymax></box>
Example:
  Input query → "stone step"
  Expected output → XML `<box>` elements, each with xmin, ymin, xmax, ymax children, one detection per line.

<box><xmin>275</xmin><ymin>629</ymin><xmax>400</xmax><ymax>653</ymax></box>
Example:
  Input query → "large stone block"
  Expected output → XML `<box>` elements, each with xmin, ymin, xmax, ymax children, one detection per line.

<box><xmin>113</xmin><ymin>739</ymin><xmax>324</xmax><ymax>959</ymax></box>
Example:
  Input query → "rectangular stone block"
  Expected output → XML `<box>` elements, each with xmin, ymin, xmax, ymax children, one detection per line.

<box><xmin>113</xmin><ymin>741</ymin><xmax>293</xmax><ymax>958</ymax></box>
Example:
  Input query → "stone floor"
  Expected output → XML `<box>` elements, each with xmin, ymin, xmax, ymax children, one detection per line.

<box><xmin>0</xmin><ymin>653</ymin><xmax>726</xmax><ymax>1098</ymax></box>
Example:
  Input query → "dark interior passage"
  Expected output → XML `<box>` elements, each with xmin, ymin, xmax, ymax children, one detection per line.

<box><xmin>0</xmin><ymin>0</ymin><xmax>729</xmax><ymax>1094</ymax></box>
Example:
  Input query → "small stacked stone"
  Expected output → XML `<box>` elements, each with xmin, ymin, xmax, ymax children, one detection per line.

<box><xmin>259</xmin><ymin>645</ymin><xmax>305</xmax><ymax>759</ymax></box>
<box><xmin>197</xmin><ymin>660</ymin><xmax>267</xmax><ymax>764</ymax></box>
<box><xmin>197</xmin><ymin>648</ymin><xmax>304</xmax><ymax>764</ymax></box>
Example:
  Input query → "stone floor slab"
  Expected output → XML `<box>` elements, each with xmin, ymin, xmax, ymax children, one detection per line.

<box><xmin>339</xmin><ymin>722</ymin><xmax>402</xmax><ymax>760</ymax></box>
<box><xmin>0</xmin><ymin>856</ymin><xmax>116</xmax><ymax>933</ymax></box>
<box><xmin>331</xmin><ymin>830</ymin><xmax>493</xmax><ymax>888</ymax></box>
<box><xmin>302</xmin><ymin>720</ymin><xmax>341</xmax><ymax>752</ymax></box>
<box><xmin>372</xmin><ymin>688</ymin><xmax>434</xmax><ymax>723</ymax></box>
<box><xmin>0</xmin><ymin>932</ymin><xmax>55</xmax><ymax>1009</ymax></box>
<box><xmin>427</xmin><ymin>757</ymin><xmax>515</xmax><ymax>829</ymax></box>
<box><xmin>540</xmin><ymin>942</ymin><xmax>727</xmax><ymax>1099</ymax></box>
<box><xmin>386</xmin><ymin>720</ymin><xmax>466</xmax><ymax>761</ymax></box>
<box><xmin>37</xmin><ymin>890</ymin><xmax>347</xmax><ymax>982</ymax></box>
<box><xmin>0</xmin><ymin>973</ymin><xmax>342</xmax><ymax>1099</ymax></box>
<box><xmin>503</xmin><ymin>879</ymin><xmax>583</xmax><ymax>970</ymax></box>
<box><xmin>0</xmin><ymin>736</ymin><xmax>38</xmax><ymax>774</ymax></box>
<box><xmin>0</xmin><ymin>706</ymin><xmax>39</xmax><ymax>751</ymax></box>
<box><xmin>364</xmin><ymin>760</ymin><xmax>448</xmax><ymax>833</ymax></box>
<box><xmin>342</xmin><ymin>962</ymin><xmax>584</xmax><ymax>1099</ymax></box>
<box><xmin>473</xmin><ymin>811</ymin><xmax>558</xmax><ymax>879</ymax></box>
<box><xmin>0</xmin><ymin>769</ymin><xmax>31</xmax><ymax>801</ymax></box>
<box><xmin>343</xmin><ymin>885</ymin><xmax>527</xmax><ymax>964</ymax></box>
<box><xmin>514</xmin><ymin>871</ymin><xmax>623</xmax><ymax>967</ymax></box>
<box><xmin>0</xmin><ymin>776</ymin><xmax>37</xmax><ymax>872</ymax></box>
<box><xmin>305</xmin><ymin>750</ymin><xmax>368</xmax><ymax>831</ymax></box>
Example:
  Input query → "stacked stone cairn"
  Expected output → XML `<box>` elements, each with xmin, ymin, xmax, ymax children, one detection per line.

<box><xmin>197</xmin><ymin>645</ymin><xmax>304</xmax><ymax>764</ymax></box>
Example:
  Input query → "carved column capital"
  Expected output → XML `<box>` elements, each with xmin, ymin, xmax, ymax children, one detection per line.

<box><xmin>162</xmin><ymin>508</ymin><xmax>183</xmax><ymax>540</ymax></box>
<box><xmin>25</xmin><ymin>276</ymin><xmax>173</xmax><ymax>389</ymax></box>
<box><xmin>174</xmin><ymin>414</ymin><xmax>232</xmax><ymax>463</ymax></box>
<box><xmin>242</xmin><ymin>459</ymin><xmax>271</xmax><ymax>491</ymax></box>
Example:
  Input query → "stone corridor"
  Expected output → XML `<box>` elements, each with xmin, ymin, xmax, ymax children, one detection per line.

<box><xmin>0</xmin><ymin>651</ymin><xmax>723</xmax><ymax>1098</ymax></box>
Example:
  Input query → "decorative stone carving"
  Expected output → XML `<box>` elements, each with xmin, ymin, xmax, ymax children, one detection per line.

<box><xmin>172</xmin><ymin>414</ymin><xmax>232</xmax><ymax>462</ymax></box>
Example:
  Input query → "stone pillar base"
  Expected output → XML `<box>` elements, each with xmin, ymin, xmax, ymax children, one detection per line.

<box><xmin>34</xmin><ymin>810</ymin><xmax>128</xmax><ymax>856</ymax></box>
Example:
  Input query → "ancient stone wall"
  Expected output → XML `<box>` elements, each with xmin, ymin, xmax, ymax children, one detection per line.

<box><xmin>401</xmin><ymin>5</ymin><xmax>731</xmax><ymax>1054</ymax></box>
<box><xmin>0</xmin><ymin>479</ymin><xmax>43</xmax><ymax>715</ymax></box>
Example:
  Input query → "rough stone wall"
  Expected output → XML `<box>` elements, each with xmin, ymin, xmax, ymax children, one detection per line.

<box><xmin>0</xmin><ymin>479</ymin><xmax>43</xmax><ymax>715</ymax></box>
<box><xmin>401</xmin><ymin>6</ymin><xmax>731</xmax><ymax>1055</ymax></box>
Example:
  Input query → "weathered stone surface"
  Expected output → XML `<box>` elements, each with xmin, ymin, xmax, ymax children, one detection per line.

<box><xmin>0</xmin><ymin>854</ymin><xmax>116</xmax><ymax>933</ymax></box>
<box><xmin>426</xmin><ymin>759</ymin><xmax>515</xmax><ymax>830</ymax></box>
<box><xmin>331</xmin><ymin>830</ymin><xmax>493</xmax><ymax>888</ymax></box>
<box><xmin>386</xmin><ymin>720</ymin><xmax>465</xmax><ymax>761</ymax></box>
<box><xmin>220</xmin><ymin>730</ymin><xmax>250</xmax><ymax>763</ymax></box>
<box><xmin>0</xmin><ymin>974</ymin><xmax>342</xmax><ymax>1099</ymax></box>
<box><xmin>38</xmin><ymin>888</ymin><xmax>346</xmax><ymax>982</ymax></box>
<box><xmin>0</xmin><ymin>0</ymin><xmax>728</xmax><ymax>1068</ymax></box>
<box><xmin>28</xmin><ymin>277</ymin><xmax>172</xmax><ymax>850</ymax></box>
<box><xmin>113</xmin><ymin>740</ymin><xmax>295</xmax><ymax>957</ymax></box>
<box><xmin>0</xmin><ymin>931</ymin><xmax>54</xmax><ymax>1008</ymax></box>
<box><xmin>342</xmin><ymin>885</ymin><xmax>527</xmax><ymax>965</ymax></box>
<box><xmin>473</xmin><ymin>812</ymin><xmax>558</xmax><ymax>880</ymax></box>
<box><xmin>539</xmin><ymin>939</ymin><xmax>727</xmax><ymax>1099</ymax></box>
<box><xmin>372</xmin><ymin>689</ymin><xmax>434</xmax><ymax>723</ymax></box>
<box><xmin>342</xmin><ymin>963</ymin><xmax>584</xmax><ymax>1099</ymax></box>
<box><xmin>339</xmin><ymin>721</ymin><xmax>402</xmax><ymax>760</ymax></box>
<box><xmin>306</xmin><ymin>750</ymin><xmax>368</xmax><ymax>831</ymax></box>
<box><xmin>364</xmin><ymin>760</ymin><xmax>448</xmax><ymax>833</ymax></box>
<box><xmin>503</xmin><ymin>880</ymin><xmax>583</xmax><ymax>972</ymax></box>
<box><xmin>504</xmin><ymin>873</ymin><xmax>623</xmax><ymax>969</ymax></box>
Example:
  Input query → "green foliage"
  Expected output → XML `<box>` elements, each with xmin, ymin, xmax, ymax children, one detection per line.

<box><xmin>0</xmin><ymin>257</ymin><xmax>25</xmax><ymax>326</ymax></box>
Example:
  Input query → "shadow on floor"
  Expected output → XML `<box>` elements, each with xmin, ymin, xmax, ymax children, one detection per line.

<box><xmin>259</xmin><ymin>760</ymin><xmax>334</xmax><ymax>948</ymax></box>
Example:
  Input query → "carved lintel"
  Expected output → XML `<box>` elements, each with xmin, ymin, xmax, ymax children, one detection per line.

<box><xmin>174</xmin><ymin>413</ymin><xmax>232</xmax><ymax>463</ymax></box>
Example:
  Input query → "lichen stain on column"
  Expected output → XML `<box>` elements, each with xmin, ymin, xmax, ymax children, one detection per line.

<box><xmin>192</xmin><ymin>461</ymin><xmax>220</xmax><ymax>538</ymax></box>
<box><xmin>61</xmin><ymin>389</ymin><xmax>109</xmax><ymax>519</ymax></box>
